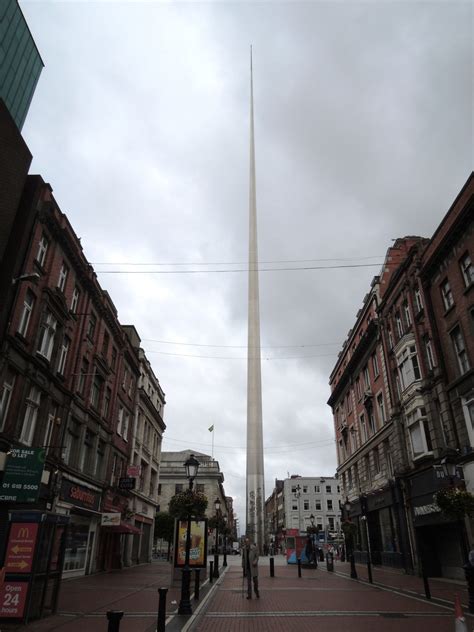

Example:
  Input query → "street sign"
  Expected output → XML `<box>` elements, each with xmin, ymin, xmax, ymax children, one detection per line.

<box><xmin>0</xmin><ymin>582</ymin><xmax>28</xmax><ymax>618</ymax></box>
<box><xmin>0</xmin><ymin>448</ymin><xmax>45</xmax><ymax>503</ymax></box>
<box><xmin>118</xmin><ymin>477</ymin><xmax>136</xmax><ymax>490</ymax></box>
<box><xmin>101</xmin><ymin>512</ymin><xmax>121</xmax><ymax>526</ymax></box>
<box><xmin>5</xmin><ymin>523</ymin><xmax>39</xmax><ymax>573</ymax></box>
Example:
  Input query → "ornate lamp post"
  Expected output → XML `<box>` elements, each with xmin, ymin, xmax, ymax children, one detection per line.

<box><xmin>213</xmin><ymin>497</ymin><xmax>221</xmax><ymax>578</ymax></box>
<box><xmin>309</xmin><ymin>514</ymin><xmax>317</xmax><ymax>565</ymax></box>
<box><xmin>223</xmin><ymin>515</ymin><xmax>228</xmax><ymax>567</ymax></box>
<box><xmin>178</xmin><ymin>454</ymin><xmax>200</xmax><ymax>615</ymax></box>
<box><xmin>344</xmin><ymin>498</ymin><xmax>358</xmax><ymax>580</ymax></box>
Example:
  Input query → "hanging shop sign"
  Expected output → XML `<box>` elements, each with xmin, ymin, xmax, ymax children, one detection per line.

<box><xmin>101</xmin><ymin>512</ymin><xmax>121</xmax><ymax>526</ymax></box>
<box><xmin>0</xmin><ymin>582</ymin><xmax>28</xmax><ymax>619</ymax></box>
<box><xmin>118</xmin><ymin>477</ymin><xmax>136</xmax><ymax>490</ymax></box>
<box><xmin>59</xmin><ymin>479</ymin><xmax>101</xmax><ymax>512</ymax></box>
<box><xmin>126</xmin><ymin>465</ymin><xmax>141</xmax><ymax>477</ymax></box>
<box><xmin>0</xmin><ymin>448</ymin><xmax>45</xmax><ymax>503</ymax></box>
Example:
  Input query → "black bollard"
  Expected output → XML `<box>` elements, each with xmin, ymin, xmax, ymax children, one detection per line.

<box><xmin>194</xmin><ymin>569</ymin><xmax>201</xmax><ymax>600</ymax></box>
<box><xmin>209</xmin><ymin>560</ymin><xmax>214</xmax><ymax>583</ymax></box>
<box><xmin>349</xmin><ymin>553</ymin><xmax>358</xmax><ymax>580</ymax></box>
<box><xmin>106</xmin><ymin>611</ymin><xmax>124</xmax><ymax>632</ymax></box>
<box><xmin>157</xmin><ymin>588</ymin><xmax>168</xmax><ymax>632</ymax></box>
<box><xmin>367</xmin><ymin>553</ymin><xmax>373</xmax><ymax>584</ymax></box>
<box><xmin>326</xmin><ymin>552</ymin><xmax>334</xmax><ymax>572</ymax></box>
<box><xmin>270</xmin><ymin>557</ymin><xmax>275</xmax><ymax>577</ymax></box>
<box><xmin>319</xmin><ymin>548</ymin><xmax>324</xmax><ymax>562</ymax></box>
<box><xmin>297</xmin><ymin>558</ymin><xmax>302</xmax><ymax>578</ymax></box>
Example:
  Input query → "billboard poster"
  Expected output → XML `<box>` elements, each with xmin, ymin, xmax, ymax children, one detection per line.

<box><xmin>0</xmin><ymin>448</ymin><xmax>45</xmax><ymax>503</ymax></box>
<box><xmin>174</xmin><ymin>519</ymin><xmax>207</xmax><ymax>568</ymax></box>
<box><xmin>5</xmin><ymin>523</ymin><xmax>39</xmax><ymax>573</ymax></box>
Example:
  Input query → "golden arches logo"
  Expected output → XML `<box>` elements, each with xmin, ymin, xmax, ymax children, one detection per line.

<box><xmin>17</xmin><ymin>528</ymin><xmax>29</xmax><ymax>539</ymax></box>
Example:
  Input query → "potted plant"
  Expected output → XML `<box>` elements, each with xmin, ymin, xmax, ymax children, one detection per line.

<box><xmin>435</xmin><ymin>486</ymin><xmax>474</xmax><ymax>520</ymax></box>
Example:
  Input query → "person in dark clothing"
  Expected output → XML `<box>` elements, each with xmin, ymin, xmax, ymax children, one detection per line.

<box><xmin>242</xmin><ymin>536</ymin><xmax>259</xmax><ymax>599</ymax></box>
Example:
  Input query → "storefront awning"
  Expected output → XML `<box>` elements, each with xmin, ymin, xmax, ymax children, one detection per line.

<box><xmin>102</xmin><ymin>522</ymin><xmax>142</xmax><ymax>535</ymax></box>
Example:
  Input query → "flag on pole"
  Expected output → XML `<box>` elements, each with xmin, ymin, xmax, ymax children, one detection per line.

<box><xmin>208</xmin><ymin>425</ymin><xmax>214</xmax><ymax>432</ymax></box>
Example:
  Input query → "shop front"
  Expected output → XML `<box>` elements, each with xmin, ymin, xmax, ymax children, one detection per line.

<box><xmin>55</xmin><ymin>476</ymin><xmax>102</xmax><ymax>578</ymax></box>
<box><xmin>408</xmin><ymin>467</ymin><xmax>465</xmax><ymax>579</ymax></box>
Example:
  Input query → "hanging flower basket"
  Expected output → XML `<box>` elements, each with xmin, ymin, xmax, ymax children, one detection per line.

<box><xmin>435</xmin><ymin>486</ymin><xmax>474</xmax><ymax>520</ymax></box>
<box><xmin>306</xmin><ymin>525</ymin><xmax>319</xmax><ymax>535</ymax></box>
<box><xmin>168</xmin><ymin>489</ymin><xmax>208</xmax><ymax>519</ymax></box>
<box><xmin>208</xmin><ymin>515</ymin><xmax>227</xmax><ymax>531</ymax></box>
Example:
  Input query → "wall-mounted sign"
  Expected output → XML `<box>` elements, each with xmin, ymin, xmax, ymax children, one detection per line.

<box><xmin>59</xmin><ymin>479</ymin><xmax>101</xmax><ymax>511</ymax></box>
<box><xmin>0</xmin><ymin>581</ymin><xmax>28</xmax><ymax>619</ymax></box>
<box><xmin>126</xmin><ymin>465</ymin><xmax>140</xmax><ymax>477</ymax></box>
<box><xmin>0</xmin><ymin>449</ymin><xmax>45</xmax><ymax>503</ymax></box>
<box><xmin>118</xmin><ymin>477</ymin><xmax>136</xmax><ymax>490</ymax></box>
<box><xmin>101</xmin><ymin>512</ymin><xmax>121</xmax><ymax>526</ymax></box>
<box><xmin>5</xmin><ymin>523</ymin><xmax>39</xmax><ymax>573</ymax></box>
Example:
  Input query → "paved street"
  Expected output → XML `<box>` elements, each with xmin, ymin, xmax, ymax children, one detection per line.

<box><xmin>1</xmin><ymin>555</ymin><xmax>471</xmax><ymax>631</ymax></box>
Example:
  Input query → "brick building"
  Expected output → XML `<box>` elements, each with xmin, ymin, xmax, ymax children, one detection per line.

<box><xmin>0</xmin><ymin>176</ymin><xmax>160</xmax><ymax>576</ymax></box>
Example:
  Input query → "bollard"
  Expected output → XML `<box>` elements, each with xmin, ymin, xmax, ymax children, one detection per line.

<box><xmin>209</xmin><ymin>560</ymin><xmax>214</xmax><ymax>583</ymax></box>
<box><xmin>349</xmin><ymin>553</ymin><xmax>358</xmax><ymax>580</ymax></box>
<box><xmin>366</xmin><ymin>553</ymin><xmax>373</xmax><ymax>584</ymax></box>
<box><xmin>194</xmin><ymin>569</ymin><xmax>201</xmax><ymax>600</ymax></box>
<box><xmin>157</xmin><ymin>588</ymin><xmax>168</xmax><ymax>632</ymax></box>
<box><xmin>464</xmin><ymin>563</ymin><xmax>474</xmax><ymax>613</ymax></box>
<box><xmin>297</xmin><ymin>558</ymin><xmax>302</xmax><ymax>578</ymax></box>
<box><xmin>319</xmin><ymin>548</ymin><xmax>324</xmax><ymax>562</ymax></box>
<box><xmin>270</xmin><ymin>556</ymin><xmax>275</xmax><ymax>577</ymax></box>
<box><xmin>106</xmin><ymin>610</ymin><xmax>124</xmax><ymax>632</ymax></box>
<box><xmin>326</xmin><ymin>552</ymin><xmax>334</xmax><ymax>572</ymax></box>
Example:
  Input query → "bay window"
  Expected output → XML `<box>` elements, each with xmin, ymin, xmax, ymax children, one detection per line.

<box><xmin>406</xmin><ymin>407</ymin><xmax>432</xmax><ymax>459</ymax></box>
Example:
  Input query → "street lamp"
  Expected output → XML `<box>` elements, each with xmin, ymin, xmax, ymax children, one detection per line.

<box><xmin>223</xmin><ymin>515</ymin><xmax>228</xmax><ymax>567</ymax></box>
<box><xmin>309</xmin><ymin>514</ymin><xmax>317</xmax><ymax>566</ymax></box>
<box><xmin>294</xmin><ymin>484</ymin><xmax>302</xmax><ymax>534</ymax></box>
<box><xmin>213</xmin><ymin>497</ymin><xmax>221</xmax><ymax>578</ymax></box>
<box><xmin>343</xmin><ymin>498</ymin><xmax>358</xmax><ymax>580</ymax></box>
<box><xmin>178</xmin><ymin>454</ymin><xmax>200</xmax><ymax>615</ymax></box>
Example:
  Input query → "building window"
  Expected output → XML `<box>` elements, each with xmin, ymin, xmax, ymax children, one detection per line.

<box><xmin>292</xmin><ymin>503</ymin><xmax>298</xmax><ymax>511</ymax></box>
<box><xmin>460</xmin><ymin>253</ymin><xmax>474</xmax><ymax>287</ymax></box>
<box><xmin>414</xmin><ymin>287</ymin><xmax>423</xmax><ymax>313</ymax></box>
<box><xmin>377</xmin><ymin>393</ymin><xmax>385</xmax><ymax>425</ymax></box>
<box><xmin>196</xmin><ymin>483</ymin><xmax>204</xmax><ymax>494</ymax></box>
<box><xmin>111</xmin><ymin>347</ymin><xmax>117</xmax><ymax>370</ymax></box>
<box><xmin>315</xmin><ymin>499</ymin><xmax>321</xmax><ymax>510</ymax></box>
<box><xmin>326</xmin><ymin>485</ymin><xmax>332</xmax><ymax>494</ymax></box>
<box><xmin>90</xmin><ymin>371</ymin><xmax>103</xmax><ymax>409</ymax></box>
<box><xmin>87</xmin><ymin>313</ymin><xmax>97</xmax><ymax>341</ymax></box>
<box><xmin>404</xmin><ymin>302</ymin><xmax>412</xmax><ymax>327</ymax></box>
<box><xmin>63</xmin><ymin>420</ymin><xmax>80</xmax><ymax>466</ymax></box>
<box><xmin>70</xmin><ymin>286</ymin><xmax>80</xmax><ymax>313</ymax></box>
<box><xmin>407</xmin><ymin>407</ymin><xmax>432</xmax><ymax>459</ymax></box>
<box><xmin>303</xmin><ymin>500</ymin><xmax>309</xmax><ymax>510</ymax></box>
<box><xmin>37</xmin><ymin>311</ymin><xmax>57</xmax><ymax>361</ymax></box>
<box><xmin>395</xmin><ymin>313</ymin><xmax>403</xmax><ymax>338</ymax></box>
<box><xmin>368</xmin><ymin>410</ymin><xmax>376</xmax><ymax>435</ymax></box>
<box><xmin>36</xmin><ymin>234</ymin><xmax>49</xmax><ymax>266</ymax></box>
<box><xmin>355</xmin><ymin>377</ymin><xmax>362</xmax><ymax>400</ymax></box>
<box><xmin>77</xmin><ymin>358</ymin><xmax>89</xmax><ymax>395</ymax></box>
<box><xmin>44</xmin><ymin>406</ymin><xmax>57</xmax><ymax>454</ymax></box>
<box><xmin>80</xmin><ymin>429</ymin><xmax>95</xmax><ymax>471</ymax></box>
<box><xmin>302</xmin><ymin>485</ymin><xmax>308</xmax><ymax>493</ymax></box>
<box><xmin>175</xmin><ymin>483</ymin><xmax>183</xmax><ymax>494</ymax></box>
<box><xmin>451</xmin><ymin>326</ymin><xmax>470</xmax><ymax>375</ymax></box>
<box><xmin>384</xmin><ymin>441</ymin><xmax>393</xmax><ymax>478</ymax></box>
<box><xmin>103</xmin><ymin>386</ymin><xmax>111</xmax><ymax>419</ymax></box>
<box><xmin>363</xmin><ymin>365</ymin><xmax>370</xmax><ymax>389</ymax></box>
<box><xmin>122</xmin><ymin>410</ymin><xmax>130</xmax><ymax>440</ymax></box>
<box><xmin>0</xmin><ymin>371</ymin><xmax>15</xmax><ymax>432</ymax></box>
<box><xmin>462</xmin><ymin>393</ymin><xmax>474</xmax><ymax>446</ymax></box>
<box><xmin>95</xmin><ymin>439</ymin><xmax>106</xmax><ymax>478</ymax></box>
<box><xmin>360</xmin><ymin>413</ymin><xmax>368</xmax><ymax>442</ymax></box>
<box><xmin>373</xmin><ymin>447</ymin><xmax>380</xmax><ymax>473</ymax></box>
<box><xmin>372</xmin><ymin>352</ymin><xmax>379</xmax><ymax>378</ymax></box>
<box><xmin>57</xmin><ymin>263</ymin><xmax>69</xmax><ymax>292</ymax></box>
<box><xmin>17</xmin><ymin>290</ymin><xmax>35</xmax><ymax>337</ymax></box>
<box><xmin>346</xmin><ymin>391</ymin><xmax>352</xmax><ymax>413</ymax></box>
<box><xmin>117</xmin><ymin>406</ymin><xmax>124</xmax><ymax>436</ymax></box>
<box><xmin>122</xmin><ymin>367</ymin><xmax>129</xmax><ymax>391</ymax></box>
<box><xmin>20</xmin><ymin>385</ymin><xmax>41</xmax><ymax>445</ymax></box>
<box><xmin>365</xmin><ymin>454</ymin><xmax>371</xmax><ymax>485</ymax></box>
<box><xmin>57</xmin><ymin>336</ymin><xmax>69</xmax><ymax>375</ymax></box>
<box><xmin>327</xmin><ymin>499</ymin><xmax>333</xmax><ymax>510</ymax></box>
<box><xmin>424</xmin><ymin>337</ymin><xmax>436</xmax><ymax>371</ymax></box>
<box><xmin>441</xmin><ymin>279</ymin><xmax>454</xmax><ymax>311</ymax></box>
<box><xmin>314</xmin><ymin>485</ymin><xmax>320</xmax><ymax>493</ymax></box>
<box><xmin>102</xmin><ymin>331</ymin><xmax>110</xmax><ymax>358</ymax></box>
<box><xmin>397</xmin><ymin>344</ymin><xmax>421</xmax><ymax>390</ymax></box>
<box><xmin>387</xmin><ymin>326</ymin><xmax>394</xmax><ymax>349</ymax></box>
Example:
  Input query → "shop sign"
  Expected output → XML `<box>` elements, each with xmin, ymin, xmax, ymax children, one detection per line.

<box><xmin>0</xmin><ymin>582</ymin><xmax>28</xmax><ymax>618</ymax></box>
<box><xmin>413</xmin><ymin>503</ymin><xmax>441</xmax><ymax>517</ymax></box>
<box><xmin>118</xmin><ymin>477</ymin><xmax>136</xmax><ymax>490</ymax></box>
<box><xmin>175</xmin><ymin>519</ymin><xmax>208</xmax><ymax>568</ymax></box>
<box><xmin>0</xmin><ymin>448</ymin><xmax>45</xmax><ymax>503</ymax></box>
<box><xmin>101</xmin><ymin>512</ymin><xmax>121</xmax><ymax>526</ymax></box>
<box><xmin>59</xmin><ymin>479</ymin><xmax>100</xmax><ymax>511</ymax></box>
<box><xmin>127</xmin><ymin>465</ymin><xmax>140</xmax><ymax>477</ymax></box>
<box><xmin>5</xmin><ymin>523</ymin><xmax>39</xmax><ymax>573</ymax></box>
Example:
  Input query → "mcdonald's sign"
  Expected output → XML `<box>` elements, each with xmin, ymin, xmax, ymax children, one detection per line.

<box><xmin>5</xmin><ymin>523</ymin><xmax>39</xmax><ymax>574</ymax></box>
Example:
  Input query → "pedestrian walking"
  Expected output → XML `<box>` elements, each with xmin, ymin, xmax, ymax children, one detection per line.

<box><xmin>242</xmin><ymin>536</ymin><xmax>260</xmax><ymax>599</ymax></box>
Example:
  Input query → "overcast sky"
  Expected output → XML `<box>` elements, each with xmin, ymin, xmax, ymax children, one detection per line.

<box><xmin>21</xmin><ymin>0</ymin><xmax>473</xmax><ymax>531</ymax></box>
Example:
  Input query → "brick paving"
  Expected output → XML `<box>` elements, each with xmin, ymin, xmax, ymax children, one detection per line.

<box><xmin>1</xmin><ymin>555</ymin><xmax>472</xmax><ymax>631</ymax></box>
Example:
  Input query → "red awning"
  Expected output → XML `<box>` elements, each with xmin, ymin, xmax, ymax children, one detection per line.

<box><xmin>102</xmin><ymin>522</ymin><xmax>142</xmax><ymax>535</ymax></box>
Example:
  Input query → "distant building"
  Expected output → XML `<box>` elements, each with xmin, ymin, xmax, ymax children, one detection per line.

<box><xmin>0</xmin><ymin>0</ymin><xmax>44</xmax><ymax>131</ymax></box>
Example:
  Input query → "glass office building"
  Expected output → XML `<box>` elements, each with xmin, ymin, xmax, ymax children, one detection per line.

<box><xmin>0</xmin><ymin>0</ymin><xmax>43</xmax><ymax>130</ymax></box>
